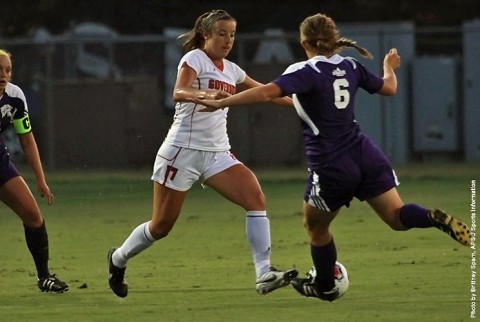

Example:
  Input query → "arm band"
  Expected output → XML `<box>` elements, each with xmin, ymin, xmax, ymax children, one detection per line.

<box><xmin>13</xmin><ymin>115</ymin><xmax>32</xmax><ymax>134</ymax></box>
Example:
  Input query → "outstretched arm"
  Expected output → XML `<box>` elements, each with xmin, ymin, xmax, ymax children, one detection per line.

<box><xmin>194</xmin><ymin>82</ymin><xmax>283</xmax><ymax>110</ymax></box>
<box><xmin>238</xmin><ymin>76</ymin><xmax>292</xmax><ymax>107</ymax></box>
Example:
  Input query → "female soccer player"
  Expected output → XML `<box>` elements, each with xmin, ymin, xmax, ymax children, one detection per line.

<box><xmin>0</xmin><ymin>49</ymin><xmax>68</xmax><ymax>293</ymax></box>
<box><xmin>107</xmin><ymin>9</ymin><xmax>296</xmax><ymax>298</ymax></box>
<box><xmin>194</xmin><ymin>13</ymin><xmax>471</xmax><ymax>301</ymax></box>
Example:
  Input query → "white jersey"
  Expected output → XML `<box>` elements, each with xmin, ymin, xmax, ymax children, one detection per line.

<box><xmin>164</xmin><ymin>49</ymin><xmax>246</xmax><ymax>151</ymax></box>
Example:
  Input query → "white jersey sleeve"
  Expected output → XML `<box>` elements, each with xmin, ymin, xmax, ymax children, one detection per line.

<box><xmin>5</xmin><ymin>82</ymin><xmax>29</xmax><ymax>113</ymax></box>
<box><xmin>0</xmin><ymin>83</ymin><xmax>31</xmax><ymax>134</ymax></box>
<box><xmin>164</xmin><ymin>49</ymin><xmax>246</xmax><ymax>151</ymax></box>
<box><xmin>283</xmin><ymin>61</ymin><xmax>307</xmax><ymax>75</ymax></box>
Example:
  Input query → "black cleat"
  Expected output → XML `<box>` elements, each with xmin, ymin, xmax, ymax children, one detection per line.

<box><xmin>108</xmin><ymin>247</ymin><xmax>128</xmax><ymax>298</ymax></box>
<box><xmin>429</xmin><ymin>209</ymin><xmax>471</xmax><ymax>246</ymax></box>
<box><xmin>38</xmin><ymin>274</ymin><xmax>69</xmax><ymax>293</ymax></box>
<box><xmin>291</xmin><ymin>277</ymin><xmax>339</xmax><ymax>302</ymax></box>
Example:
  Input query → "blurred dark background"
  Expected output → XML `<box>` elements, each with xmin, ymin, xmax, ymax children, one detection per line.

<box><xmin>2</xmin><ymin>1</ymin><xmax>480</xmax><ymax>169</ymax></box>
<box><xmin>2</xmin><ymin>0</ymin><xmax>479</xmax><ymax>37</ymax></box>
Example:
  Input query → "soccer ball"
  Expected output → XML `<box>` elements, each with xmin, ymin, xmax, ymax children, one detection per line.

<box><xmin>307</xmin><ymin>261</ymin><xmax>349</xmax><ymax>299</ymax></box>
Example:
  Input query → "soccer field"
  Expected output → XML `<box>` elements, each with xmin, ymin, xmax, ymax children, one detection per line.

<box><xmin>0</xmin><ymin>164</ymin><xmax>477</xmax><ymax>322</ymax></box>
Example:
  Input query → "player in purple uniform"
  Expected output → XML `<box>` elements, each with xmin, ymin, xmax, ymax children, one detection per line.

<box><xmin>194</xmin><ymin>13</ymin><xmax>471</xmax><ymax>301</ymax></box>
<box><xmin>0</xmin><ymin>49</ymin><xmax>68</xmax><ymax>293</ymax></box>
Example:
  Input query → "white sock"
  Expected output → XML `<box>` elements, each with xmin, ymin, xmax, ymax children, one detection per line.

<box><xmin>246</xmin><ymin>211</ymin><xmax>271</xmax><ymax>278</ymax></box>
<box><xmin>112</xmin><ymin>221</ymin><xmax>155</xmax><ymax>268</ymax></box>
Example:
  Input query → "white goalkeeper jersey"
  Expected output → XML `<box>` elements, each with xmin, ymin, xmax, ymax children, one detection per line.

<box><xmin>164</xmin><ymin>49</ymin><xmax>246</xmax><ymax>151</ymax></box>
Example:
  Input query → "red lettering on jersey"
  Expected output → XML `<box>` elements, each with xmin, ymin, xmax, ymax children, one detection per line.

<box><xmin>208</xmin><ymin>79</ymin><xmax>236</xmax><ymax>95</ymax></box>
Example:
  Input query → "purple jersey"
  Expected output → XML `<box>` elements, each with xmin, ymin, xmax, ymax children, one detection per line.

<box><xmin>0</xmin><ymin>83</ymin><xmax>28</xmax><ymax>185</ymax></box>
<box><xmin>273</xmin><ymin>54</ymin><xmax>383</xmax><ymax>166</ymax></box>
<box><xmin>0</xmin><ymin>83</ymin><xmax>30</xmax><ymax>135</ymax></box>
<box><xmin>0</xmin><ymin>141</ymin><xmax>20</xmax><ymax>186</ymax></box>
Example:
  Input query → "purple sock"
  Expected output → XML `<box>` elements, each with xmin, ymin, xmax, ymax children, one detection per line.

<box><xmin>398</xmin><ymin>204</ymin><xmax>433</xmax><ymax>228</ymax></box>
<box><xmin>311</xmin><ymin>238</ymin><xmax>337</xmax><ymax>291</ymax></box>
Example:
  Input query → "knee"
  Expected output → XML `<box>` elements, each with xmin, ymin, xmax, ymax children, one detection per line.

<box><xmin>20</xmin><ymin>209</ymin><xmax>44</xmax><ymax>229</ymax></box>
<box><xmin>149</xmin><ymin>221</ymin><xmax>174</xmax><ymax>240</ymax></box>
<box><xmin>303</xmin><ymin>217</ymin><xmax>329</xmax><ymax>237</ymax></box>
<box><xmin>255</xmin><ymin>190</ymin><xmax>266</xmax><ymax>209</ymax></box>
<box><xmin>305</xmin><ymin>223</ymin><xmax>331</xmax><ymax>246</ymax></box>
<box><xmin>243</xmin><ymin>190</ymin><xmax>266</xmax><ymax>211</ymax></box>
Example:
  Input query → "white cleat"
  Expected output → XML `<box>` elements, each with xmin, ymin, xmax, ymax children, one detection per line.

<box><xmin>255</xmin><ymin>267</ymin><xmax>298</xmax><ymax>295</ymax></box>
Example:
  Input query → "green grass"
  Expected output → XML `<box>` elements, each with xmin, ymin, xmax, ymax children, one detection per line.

<box><xmin>0</xmin><ymin>163</ymin><xmax>477</xmax><ymax>322</ymax></box>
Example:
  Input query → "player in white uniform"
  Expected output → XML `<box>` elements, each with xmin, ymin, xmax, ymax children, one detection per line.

<box><xmin>107</xmin><ymin>9</ymin><xmax>296</xmax><ymax>298</ymax></box>
<box><xmin>0</xmin><ymin>49</ymin><xmax>68</xmax><ymax>293</ymax></box>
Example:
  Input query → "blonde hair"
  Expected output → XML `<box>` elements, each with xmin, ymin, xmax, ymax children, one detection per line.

<box><xmin>179</xmin><ymin>9</ymin><xmax>235</xmax><ymax>54</ymax></box>
<box><xmin>300</xmin><ymin>13</ymin><xmax>373</xmax><ymax>59</ymax></box>
<box><xmin>0</xmin><ymin>49</ymin><xmax>12</xmax><ymax>58</ymax></box>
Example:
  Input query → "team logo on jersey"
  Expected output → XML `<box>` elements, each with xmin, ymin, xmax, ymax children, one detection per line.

<box><xmin>332</xmin><ymin>68</ymin><xmax>346</xmax><ymax>77</ymax></box>
<box><xmin>0</xmin><ymin>104</ymin><xmax>13</xmax><ymax>119</ymax></box>
<box><xmin>208</xmin><ymin>79</ymin><xmax>236</xmax><ymax>95</ymax></box>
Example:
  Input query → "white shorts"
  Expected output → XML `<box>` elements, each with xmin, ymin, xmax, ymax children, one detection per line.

<box><xmin>151</xmin><ymin>143</ymin><xmax>242</xmax><ymax>191</ymax></box>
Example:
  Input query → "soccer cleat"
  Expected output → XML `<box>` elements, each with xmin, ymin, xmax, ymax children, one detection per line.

<box><xmin>108</xmin><ymin>247</ymin><xmax>128</xmax><ymax>298</ymax></box>
<box><xmin>255</xmin><ymin>267</ymin><xmax>298</xmax><ymax>295</ymax></box>
<box><xmin>429</xmin><ymin>209</ymin><xmax>471</xmax><ymax>246</ymax></box>
<box><xmin>37</xmin><ymin>274</ymin><xmax>69</xmax><ymax>293</ymax></box>
<box><xmin>291</xmin><ymin>277</ymin><xmax>339</xmax><ymax>302</ymax></box>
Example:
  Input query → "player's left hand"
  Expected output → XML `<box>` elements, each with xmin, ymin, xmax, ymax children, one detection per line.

<box><xmin>37</xmin><ymin>181</ymin><xmax>55</xmax><ymax>205</ymax></box>
<box><xmin>384</xmin><ymin>48</ymin><xmax>401</xmax><ymax>70</ymax></box>
<box><xmin>211</xmin><ymin>90</ymin><xmax>231</xmax><ymax>100</ymax></box>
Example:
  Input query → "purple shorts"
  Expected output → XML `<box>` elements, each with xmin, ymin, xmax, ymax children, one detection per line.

<box><xmin>304</xmin><ymin>135</ymin><xmax>399</xmax><ymax>212</ymax></box>
<box><xmin>0</xmin><ymin>142</ymin><xmax>20</xmax><ymax>186</ymax></box>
